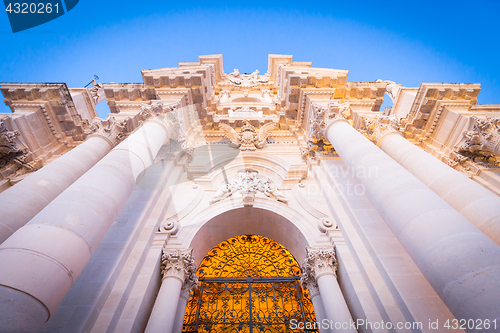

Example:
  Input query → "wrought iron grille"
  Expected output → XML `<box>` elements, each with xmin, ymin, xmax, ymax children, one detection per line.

<box><xmin>183</xmin><ymin>235</ymin><xmax>317</xmax><ymax>332</ymax></box>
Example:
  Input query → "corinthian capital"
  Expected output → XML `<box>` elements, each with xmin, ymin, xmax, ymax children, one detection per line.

<box><xmin>360</xmin><ymin>116</ymin><xmax>401</xmax><ymax>146</ymax></box>
<box><xmin>302</xmin><ymin>247</ymin><xmax>337</xmax><ymax>281</ymax></box>
<box><xmin>140</xmin><ymin>101</ymin><xmax>177</xmax><ymax>119</ymax></box>
<box><xmin>140</xmin><ymin>102</ymin><xmax>187</xmax><ymax>142</ymax></box>
<box><xmin>87</xmin><ymin>117</ymin><xmax>129</xmax><ymax>147</ymax></box>
<box><xmin>160</xmin><ymin>248</ymin><xmax>197</xmax><ymax>286</ymax></box>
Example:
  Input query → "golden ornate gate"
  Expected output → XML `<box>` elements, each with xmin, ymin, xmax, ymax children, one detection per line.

<box><xmin>182</xmin><ymin>235</ymin><xmax>317</xmax><ymax>332</ymax></box>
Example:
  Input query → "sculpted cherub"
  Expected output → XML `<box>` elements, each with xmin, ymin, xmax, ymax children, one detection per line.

<box><xmin>219</xmin><ymin>120</ymin><xmax>276</xmax><ymax>151</ymax></box>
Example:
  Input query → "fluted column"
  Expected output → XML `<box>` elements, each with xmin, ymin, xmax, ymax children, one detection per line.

<box><xmin>301</xmin><ymin>272</ymin><xmax>329</xmax><ymax>333</ymax></box>
<box><xmin>0</xmin><ymin>117</ymin><xmax>171</xmax><ymax>332</ymax></box>
<box><xmin>0</xmin><ymin>134</ymin><xmax>114</xmax><ymax>244</ymax></box>
<box><xmin>326</xmin><ymin>118</ymin><xmax>500</xmax><ymax>325</ymax></box>
<box><xmin>145</xmin><ymin>249</ymin><xmax>197</xmax><ymax>333</ymax></box>
<box><xmin>367</xmin><ymin>118</ymin><xmax>500</xmax><ymax>247</ymax></box>
<box><xmin>303</xmin><ymin>247</ymin><xmax>355</xmax><ymax>333</ymax></box>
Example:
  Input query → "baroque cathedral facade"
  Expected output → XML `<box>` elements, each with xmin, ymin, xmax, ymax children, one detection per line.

<box><xmin>0</xmin><ymin>54</ymin><xmax>499</xmax><ymax>332</ymax></box>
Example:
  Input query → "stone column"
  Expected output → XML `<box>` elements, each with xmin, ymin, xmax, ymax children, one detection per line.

<box><xmin>366</xmin><ymin>117</ymin><xmax>500</xmax><ymax>247</ymax></box>
<box><xmin>145</xmin><ymin>248</ymin><xmax>197</xmax><ymax>333</ymax></box>
<box><xmin>326</xmin><ymin>118</ymin><xmax>500</xmax><ymax>325</ymax></box>
<box><xmin>301</xmin><ymin>272</ymin><xmax>329</xmax><ymax>333</ymax></box>
<box><xmin>0</xmin><ymin>116</ymin><xmax>171</xmax><ymax>332</ymax></box>
<box><xmin>303</xmin><ymin>247</ymin><xmax>355</xmax><ymax>333</ymax></box>
<box><xmin>0</xmin><ymin>134</ymin><xmax>115</xmax><ymax>245</ymax></box>
<box><xmin>172</xmin><ymin>287</ymin><xmax>191</xmax><ymax>333</ymax></box>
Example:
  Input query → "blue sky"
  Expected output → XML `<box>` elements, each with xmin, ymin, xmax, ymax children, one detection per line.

<box><xmin>1</xmin><ymin>0</ymin><xmax>499</xmax><ymax>117</ymax></box>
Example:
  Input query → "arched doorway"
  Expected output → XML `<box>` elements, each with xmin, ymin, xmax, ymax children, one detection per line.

<box><xmin>182</xmin><ymin>235</ymin><xmax>317</xmax><ymax>332</ymax></box>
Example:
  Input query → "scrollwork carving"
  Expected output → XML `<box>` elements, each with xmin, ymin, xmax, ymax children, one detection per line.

<box><xmin>209</xmin><ymin>169</ymin><xmax>288</xmax><ymax>205</ymax></box>
<box><xmin>219</xmin><ymin>120</ymin><xmax>276</xmax><ymax>151</ymax></box>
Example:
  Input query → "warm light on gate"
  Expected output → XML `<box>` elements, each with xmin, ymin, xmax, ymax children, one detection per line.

<box><xmin>182</xmin><ymin>235</ymin><xmax>317</xmax><ymax>332</ymax></box>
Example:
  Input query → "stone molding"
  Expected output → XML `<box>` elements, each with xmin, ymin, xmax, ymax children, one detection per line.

<box><xmin>160</xmin><ymin>248</ymin><xmax>198</xmax><ymax>288</ymax></box>
<box><xmin>209</xmin><ymin>169</ymin><xmax>288</xmax><ymax>206</ymax></box>
<box><xmin>302</xmin><ymin>247</ymin><xmax>337</xmax><ymax>281</ymax></box>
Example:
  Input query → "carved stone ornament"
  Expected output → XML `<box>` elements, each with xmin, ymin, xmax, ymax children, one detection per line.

<box><xmin>159</xmin><ymin>219</ymin><xmax>179</xmax><ymax>234</ymax></box>
<box><xmin>209</xmin><ymin>169</ymin><xmax>288</xmax><ymax>206</ymax></box>
<box><xmin>304</xmin><ymin>103</ymin><xmax>353</xmax><ymax>159</ymax></box>
<box><xmin>302</xmin><ymin>247</ymin><xmax>337</xmax><ymax>281</ymax></box>
<box><xmin>87</xmin><ymin>116</ymin><xmax>129</xmax><ymax>146</ymax></box>
<box><xmin>7</xmin><ymin>155</ymin><xmax>43</xmax><ymax>185</ymax></box>
<box><xmin>318</xmin><ymin>217</ymin><xmax>337</xmax><ymax>233</ymax></box>
<box><xmin>219</xmin><ymin>120</ymin><xmax>276</xmax><ymax>151</ymax></box>
<box><xmin>360</xmin><ymin>116</ymin><xmax>401</xmax><ymax>145</ymax></box>
<box><xmin>160</xmin><ymin>248</ymin><xmax>198</xmax><ymax>288</ymax></box>
<box><xmin>88</xmin><ymin>79</ymin><xmax>103</xmax><ymax>104</ymax></box>
<box><xmin>225</xmin><ymin>69</ymin><xmax>270</xmax><ymax>87</ymax></box>
<box><xmin>140</xmin><ymin>102</ymin><xmax>177</xmax><ymax>121</ymax></box>
<box><xmin>0</xmin><ymin>118</ymin><xmax>29</xmax><ymax>158</ymax></box>
<box><xmin>300</xmin><ymin>270</ymin><xmax>320</xmax><ymax>299</ymax></box>
<box><xmin>0</xmin><ymin>117</ymin><xmax>40</xmax><ymax>183</ymax></box>
<box><xmin>140</xmin><ymin>102</ymin><xmax>187</xmax><ymax>143</ymax></box>
<box><xmin>455</xmin><ymin>117</ymin><xmax>500</xmax><ymax>167</ymax></box>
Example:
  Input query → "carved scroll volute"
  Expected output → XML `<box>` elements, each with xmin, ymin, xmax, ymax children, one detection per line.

<box><xmin>160</xmin><ymin>248</ymin><xmax>198</xmax><ymax>294</ymax></box>
<box><xmin>302</xmin><ymin>247</ymin><xmax>337</xmax><ymax>281</ymax></box>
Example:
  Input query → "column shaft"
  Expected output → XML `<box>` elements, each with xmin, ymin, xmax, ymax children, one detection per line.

<box><xmin>326</xmin><ymin>119</ymin><xmax>500</xmax><ymax>324</ymax></box>
<box><xmin>310</xmin><ymin>294</ymin><xmax>329</xmax><ymax>333</ymax></box>
<box><xmin>379</xmin><ymin>132</ymin><xmax>500</xmax><ymax>246</ymax></box>
<box><xmin>145</xmin><ymin>277</ymin><xmax>183</xmax><ymax>333</ymax></box>
<box><xmin>145</xmin><ymin>248</ymin><xmax>196</xmax><ymax>333</ymax></box>
<box><xmin>317</xmin><ymin>275</ymin><xmax>356</xmax><ymax>333</ymax></box>
<box><xmin>0</xmin><ymin>136</ymin><xmax>113</xmax><ymax>244</ymax></box>
<box><xmin>0</xmin><ymin>119</ymin><xmax>169</xmax><ymax>332</ymax></box>
<box><xmin>172</xmin><ymin>289</ymin><xmax>189</xmax><ymax>333</ymax></box>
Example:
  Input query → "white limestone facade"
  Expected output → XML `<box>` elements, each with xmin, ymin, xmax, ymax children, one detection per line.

<box><xmin>0</xmin><ymin>54</ymin><xmax>499</xmax><ymax>332</ymax></box>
